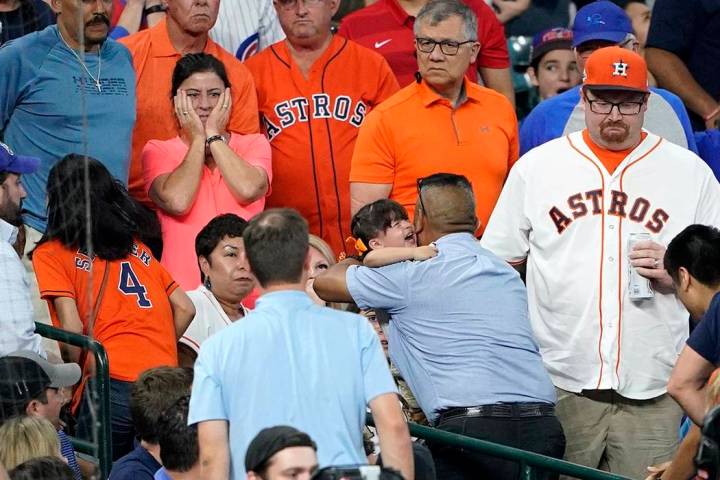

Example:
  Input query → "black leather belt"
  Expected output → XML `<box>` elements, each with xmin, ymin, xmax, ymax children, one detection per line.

<box><xmin>435</xmin><ymin>402</ymin><xmax>555</xmax><ymax>425</ymax></box>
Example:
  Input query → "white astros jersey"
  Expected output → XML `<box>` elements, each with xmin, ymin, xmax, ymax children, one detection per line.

<box><xmin>481</xmin><ymin>130</ymin><xmax>720</xmax><ymax>399</ymax></box>
<box><xmin>209</xmin><ymin>0</ymin><xmax>285</xmax><ymax>61</ymax></box>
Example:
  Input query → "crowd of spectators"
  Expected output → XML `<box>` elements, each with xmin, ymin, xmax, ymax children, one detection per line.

<box><xmin>0</xmin><ymin>0</ymin><xmax>719</xmax><ymax>478</ymax></box>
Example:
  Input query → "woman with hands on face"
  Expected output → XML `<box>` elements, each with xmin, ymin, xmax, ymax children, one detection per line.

<box><xmin>142</xmin><ymin>53</ymin><xmax>272</xmax><ymax>290</ymax></box>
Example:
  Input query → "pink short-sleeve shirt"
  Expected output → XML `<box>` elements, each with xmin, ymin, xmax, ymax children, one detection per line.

<box><xmin>142</xmin><ymin>133</ymin><xmax>272</xmax><ymax>290</ymax></box>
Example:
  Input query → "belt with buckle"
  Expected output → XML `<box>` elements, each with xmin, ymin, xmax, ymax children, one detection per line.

<box><xmin>435</xmin><ymin>402</ymin><xmax>555</xmax><ymax>425</ymax></box>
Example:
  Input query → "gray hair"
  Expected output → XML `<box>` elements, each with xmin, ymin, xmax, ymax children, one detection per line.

<box><xmin>413</xmin><ymin>0</ymin><xmax>478</xmax><ymax>42</ymax></box>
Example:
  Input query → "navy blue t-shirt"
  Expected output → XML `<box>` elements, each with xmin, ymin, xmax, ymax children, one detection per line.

<box><xmin>109</xmin><ymin>444</ymin><xmax>160</xmax><ymax>480</ymax></box>
<box><xmin>687</xmin><ymin>293</ymin><xmax>720</xmax><ymax>364</ymax></box>
<box><xmin>646</xmin><ymin>0</ymin><xmax>720</xmax><ymax>130</ymax></box>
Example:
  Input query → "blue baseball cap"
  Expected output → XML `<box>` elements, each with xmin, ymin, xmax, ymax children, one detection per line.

<box><xmin>572</xmin><ymin>1</ymin><xmax>633</xmax><ymax>48</ymax></box>
<box><xmin>0</xmin><ymin>142</ymin><xmax>40</xmax><ymax>174</ymax></box>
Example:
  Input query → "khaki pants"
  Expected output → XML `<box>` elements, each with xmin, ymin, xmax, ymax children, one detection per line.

<box><xmin>556</xmin><ymin>388</ymin><xmax>681</xmax><ymax>480</ymax></box>
<box><xmin>22</xmin><ymin>225</ymin><xmax>60</xmax><ymax>359</ymax></box>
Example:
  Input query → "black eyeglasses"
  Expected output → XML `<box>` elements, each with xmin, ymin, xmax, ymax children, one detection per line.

<box><xmin>415</xmin><ymin>37</ymin><xmax>475</xmax><ymax>56</ymax></box>
<box><xmin>586</xmin><ymin>98</ymin><xmax>644</xmax><ymax>115</ymax></box>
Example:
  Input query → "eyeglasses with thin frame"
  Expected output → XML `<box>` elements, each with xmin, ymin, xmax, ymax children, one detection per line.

<box><xmin>415</xmin><ymin>37</ymin><xmax>476</xmax><ymax>56</ymax></box>
<box><xmin>274</xmin><ymin>0</ymin><xmax>324</xmax><ymax>10</ymax></box>
<box><xmin>586</xmin><ymin>98</ymin><xmax>644</xmax><ymax>115</ymax></box>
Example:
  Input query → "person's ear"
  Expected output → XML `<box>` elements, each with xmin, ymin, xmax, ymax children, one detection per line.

<box><xmin>473</xmin><ymin>216</ymin><xmax>480</xmax><ymax>233</ymax></box>
<box><xmin>678</xmin><ymin>267</ymin><xmax>692</xmax><ymax>292</ymax></box>
<box><xmin>469</xmin><ymin>42</ymin><xmax>480</xmax><ymax>64</ymax></box>
<box><xmin>199</xmin><ymin>255</ymin><xmax>211</xmax><ymax>278</ymax></box>
<box><xmin>368</xmin><ymin>238</ymin><xmax>383</xmax><ymax>250</ymax></box>
<box><xmin>25</xmin><ymin>399</ymin><xmax>41</xmax><ymax>417</ymax></box>
<box><xmin>247</xmin><ymin>472</ymin><xmax>260</xmax><ymax>480</ymax></box>
<box><xmin>50</xmin><ymin>0</ymin><xmax>62</xmax><ymax>14</ymax></box>
<box><xmin>329</xmin><ymin>0</ymin><xmax>341</xmax><ymax>16</ymax></box>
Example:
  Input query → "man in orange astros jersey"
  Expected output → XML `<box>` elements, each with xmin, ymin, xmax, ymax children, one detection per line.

<box><xmin>244</xmin><ymin>0</ymin><xmax>399</xmax><ymax>257</ymax></box>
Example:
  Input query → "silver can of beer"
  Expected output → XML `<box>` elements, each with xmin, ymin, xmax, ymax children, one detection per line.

<box><xmin>628</xmin><ymin>232</ymin><xmax>654</xmax><ymax>299</ymax></box>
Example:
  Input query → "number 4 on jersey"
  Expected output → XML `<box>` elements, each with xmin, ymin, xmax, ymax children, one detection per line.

<box><xmin>118</xmin><ymin>262</ymin><xmax>152</xmax><ymax>308</ymax></box>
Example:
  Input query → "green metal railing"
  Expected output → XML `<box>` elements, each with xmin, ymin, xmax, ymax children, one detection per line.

<box><xmin>368</xmin><ymin>417</ymin><xmax>632</xmax><ymax>480</ymax></box>
<box><xmin>35</xmin><ymin>322</ymin><xmax>112</xmax><ymax>480</ymax></box>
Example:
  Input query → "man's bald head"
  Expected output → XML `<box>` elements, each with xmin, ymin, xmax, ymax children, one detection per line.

<box><xmin>415</xmin><ymin>173</ymin><xmax>478</xmax><ymax>242</ymax></box>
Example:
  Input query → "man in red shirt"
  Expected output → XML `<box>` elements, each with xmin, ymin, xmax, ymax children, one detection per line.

<box><xmin>338</xmin><ymin>0</ymin><xmax>514</xmax><ymax>105</ymax></box>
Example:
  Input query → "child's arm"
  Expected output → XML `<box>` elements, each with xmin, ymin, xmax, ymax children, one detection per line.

<box><xmin>363</xmin><ymin>244</ymin><xmax>438</xmax><ymax>268</ymax></box>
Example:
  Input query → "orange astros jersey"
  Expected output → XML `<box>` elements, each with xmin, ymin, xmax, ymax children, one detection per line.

<box><xmin>32</xmin><ymin>240</ymin><xmax>179</xmax><ymax>385</ymax></box>
<box><xmin>245</xmin><ymin>35</ymin><xmax>399</xmax><ymax>256</ymax></box>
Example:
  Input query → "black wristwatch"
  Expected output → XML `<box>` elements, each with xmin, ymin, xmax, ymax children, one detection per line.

<box><xmin>144</xmin><ymin>4</ymin><xmax>166</xmax><ymax>15</ymax></box>
<box><xmin>206</xmin><ymin>134</ymin><xmax>225</xmax><ymax>146</ymax></box>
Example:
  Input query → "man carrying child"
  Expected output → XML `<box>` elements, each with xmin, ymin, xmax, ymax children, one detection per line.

<box><xmin>314</xmin><ymin>173</ymin><xmax>564</xmax><ymax>480</ymax></box>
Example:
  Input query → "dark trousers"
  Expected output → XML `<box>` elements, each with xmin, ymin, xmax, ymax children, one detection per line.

<box><xmin>430</xmin><ymin>414</ymin><xmax>566</xmax><ymax>480</ymax></box>
<box><xmin>76</xmin><ymin>378</ymin><xmax>135</xmax><ymax>461</ymax></box>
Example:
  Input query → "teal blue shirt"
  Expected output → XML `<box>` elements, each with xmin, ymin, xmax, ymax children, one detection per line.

<box><xmin>188</xmin><ymin>290</ymin><xmax>396</xmax><ymax>479</ymax></box>
<box><xmin>0</xmin><ymin>25</ymin><xmax>136</xmax><ymax>232</ymax></box>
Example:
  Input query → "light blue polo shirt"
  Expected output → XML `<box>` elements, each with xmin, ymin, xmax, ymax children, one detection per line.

<box><xmin>346</xmin><ymin>232</ymin><xmax>556</xmax><ymax>423</ymax></box>
<box><xmin>0</xmin><ymin>25</ymin><xmax>136</xmax><ymax>232</ymax></box>
<box><xmin>188</xmin><ymin>290</ymin><xmax>396</xmax><ymax>480</ymax></box>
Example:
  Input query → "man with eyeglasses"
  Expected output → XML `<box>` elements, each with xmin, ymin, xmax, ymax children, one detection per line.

<box><xmin>337</xmin><ymin>0</ymin><xmax>514</xmax><ymax>105</ymax></box>
<box><xmin>244</xmin><ymin>0</ymin><xmax>398</xmax><ymax>257</ymax></box>
<box><xmin>519</xmin><ymin>0</ymin><xmax>696</xmax><ymax>157</ymax></box>
<box><xmin>481</xmin><ymin>46</ymin><xmax>720</xmax><ymax>478</ymax></box>
<box><xmin>350</xmin><ymin>0</ymin><xmax>518</xmax><ymax>238</ymax></box>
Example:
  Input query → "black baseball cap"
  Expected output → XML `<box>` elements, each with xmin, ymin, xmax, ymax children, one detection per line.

<box><xmin>0</xmin><ymin>356</ymin><xmax>52</xmax><ymax>421</ymax></box>
<box><xmin>245</xmin><ymin>426</ymin><xmax>317</xmax><ymax>473</ymax></box>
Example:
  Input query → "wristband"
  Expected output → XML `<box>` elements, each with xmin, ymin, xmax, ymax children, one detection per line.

<box><xmin>206</xmin><ymin>134</ymin><xmax>225</xmax><ymax>146</ymax></box>
<box><xmin>704</xmin><ymin>105</ymin><xmax>720</xmax><ymax>122</ymax></box>
<box><xmin>144</xmin><ymin>4</ymin><xmax>166</xmax><ymax>15</ymax></box>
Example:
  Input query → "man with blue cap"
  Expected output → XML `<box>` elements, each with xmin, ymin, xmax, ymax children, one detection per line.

<box><xmin>0</xmin><ymin>142</ymin><xmax>44</xmax><ymax>359</ymax></box>
<box><xmin>519</xmin><ymin>0</ymin><xmax>697</xmax><ymax>156</ymax></box>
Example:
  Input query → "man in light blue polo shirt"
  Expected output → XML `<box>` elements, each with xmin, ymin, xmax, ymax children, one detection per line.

<box><xmin>519</xmin><ymin>1</ymin><xmax>696</xmax><ymax>156</ymax></box>
<box><xmin>188</xmin><ymin>208</ymin><xmax>413</xmax><ymax>480</ymax></box>
<box><xmin>315</xmin><ymin>173</ymin><xmax>563</xmax><ymax>480</ymax></box>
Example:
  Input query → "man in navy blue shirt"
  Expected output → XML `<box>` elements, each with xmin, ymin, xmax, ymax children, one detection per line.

<box><xmin>666</xmin><ymin>224</ymin><xmax>720</xmax><ymax>426</ymax></box>
<box><xmin>109</xmin><ymin>367</ymin><xmax>193</xmax><ymax>480</ymax></box>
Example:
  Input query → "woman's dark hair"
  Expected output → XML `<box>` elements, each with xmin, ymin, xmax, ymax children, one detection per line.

<box><xmin>664</xmin><ymin>224</ymin><xmax>720</xmax><ymax>287</ymax></box>
<box><xmin>171</xmin><ymin>53</ymin><xmax>231</xmax><ymax>98</ymax></box>
<box><xmin>350</xmin><ymin>199</ymin><xmax>409</xmax><ymax>255</ymax></box>
<box><xmin>39</xmin><ymin>154</ymin><xmax>161</xmax><ymax>260</ymax></box>
<box><xmin>9</xmin><ymin>456</ymin><xmax>73</xmax><ymax>480</ymax></box>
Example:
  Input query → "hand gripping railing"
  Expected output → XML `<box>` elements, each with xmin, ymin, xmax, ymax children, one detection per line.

<box><xmin>368</xmin><ymin>416</ymin><xmax>633</xmax><ymax>480</ymax></box>
<box><xmin>35</xmin><ymin>322</ymin><xmax>113</xmax><ymax>480</ymax></box>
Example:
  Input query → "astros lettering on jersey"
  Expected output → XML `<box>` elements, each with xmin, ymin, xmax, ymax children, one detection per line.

<box><xmin>245</xmin><ymin>36</ymin><xmax>399</xmax><ymax>255</ymax></box>
<box><xmin>481</xmin><ymin>130</ymin><xmax>720</xmax><ymax>399</ymax></box>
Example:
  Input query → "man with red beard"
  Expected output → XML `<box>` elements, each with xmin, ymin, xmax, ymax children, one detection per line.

<box><xmin>481</xmin><ymin>46</ymin><xmax>720</xmax><ymax>479</ymax></box>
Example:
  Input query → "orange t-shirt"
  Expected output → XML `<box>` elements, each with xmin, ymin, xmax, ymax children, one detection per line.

<box><xmin>350</xmin><ymin>78</ymin><xmax>519</xmax><ymax>233</ymax></box>
<box><xmin>583</xmin><ymin>129</ymin><xmax>649</xmax><ymax>174</ymax></box>
<box><xmin>120</xmin><ymin>20</ymin><xmax>260</xmax><ymax>206</ymax></box>
<box><xmin>245</xmin><ymin>36</ymin><xmax>399</xmax><ymax>255</ymax></box>
<box><xmin>33</xmin><ymin>240</ymin><xmax>179</xmax><ymax>382</ymax></box>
